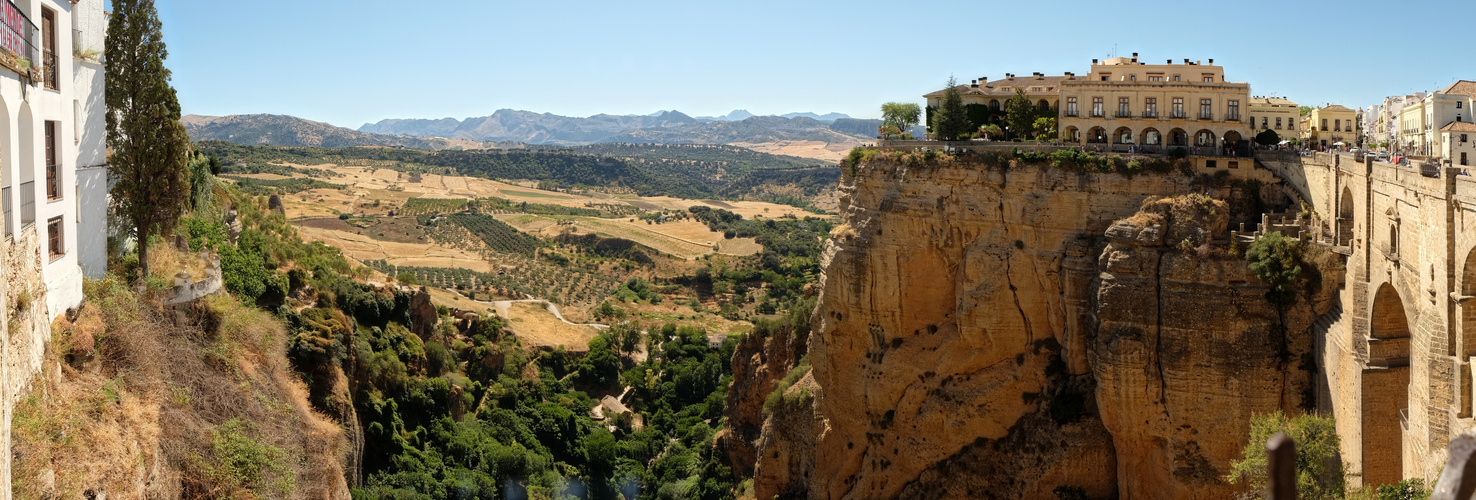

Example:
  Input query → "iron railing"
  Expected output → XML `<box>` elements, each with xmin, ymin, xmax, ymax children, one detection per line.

<box><xmin>45</xmin><ymin>160</ymin><xmax>56</xmax><ymax>198</ymax></box>
<box><xmin>19</xmin><ymin>180</ymin><xmax>33</xmax><ymax>225</ymax></box>
<box><xmin>42</xmin><ymin>49</ymin><xmax>55</xmax><ymax>89</ymax></box>
<box><xmin>1</xmin><ymin>185</ymin><xmax>9</xmax><ymax>237</ymax></box>
<box><xmin>0</xmin><ymin>0</ymin><xmax>40</xmax><ymax>76</ymax></box>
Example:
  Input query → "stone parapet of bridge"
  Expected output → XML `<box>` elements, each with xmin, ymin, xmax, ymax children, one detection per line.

<box><xmin>1259</xmin><ymin>149</ymin><xmax>1476</xmax><ymax>489</ymax></box>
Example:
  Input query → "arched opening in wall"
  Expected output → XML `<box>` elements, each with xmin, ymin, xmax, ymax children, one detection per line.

<box><xmin>1339</xmin><ymin>186</ymin><xmax>1354</xmax><ymax>246</ymax></box>
<box><xmin>1113</xmin><ymin>127</ymin><xmax>1133</xmax><ymax>144</ymax></box>
<box><xmin>1363</xmin><ymin>282</ymin><xmax>1411</xmax><ymax>489</ymax></box>
<box><xmin>989</xmin><ymin>99</ymin><xmax>1000</xmax><ymax>111</ymax></box>
<box><xmin>1141</xmin><ymin>128</ymin><xmax>1161</xmax><ymax>146</ymax></box>
<box><xmin>1195</xmin><ymin>129</ymin><xmax>1215</xmax><ymax>147</ymax></box>
<box><xmin>0</xmin><ymin>96</ymin><xmax>11</xmax><ymax>237</ymax></box>
<box><xmin>1388</xmin><ymin>224</ymin><xmax>1399</xmax><ymax>257</ymax></box>
<box><xmin>1168</xmin><ymin>128</ymin><xmax>1187</xmax><ymax>146</ymax></box>
<box><xmin>1223</xmin><ymin>130</ymin><xmax>1243</xmax><ymax>154</ymax></box>
<box><xmin>1036</xmin><ymin>99</ymin><xmax>1050</xmax><ymax>111</ymax></box>
<box><xmin>1063</xmin><ymin>126</ymin><xmax>1080</xmax><ymax>143</ymax></box>
<box><xmin>17</xmin><ymin>103</ymin><xmax>33</xmax><ymax>227</ymax></box>
<box><xmin>1086</xmin><ymin>127</ymin><xmax>1106</xmax><ymax>144</ymax></box>
<box><xmin>1458</xmin><ymin>248</ymin><xmax>1476</xmax><ymax>417</ymax></box>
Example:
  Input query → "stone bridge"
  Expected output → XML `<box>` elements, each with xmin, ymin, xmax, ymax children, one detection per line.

<box><xmin>1263</xmin><ymin>151</ymin><xmax>1476</xmax><ymax>488</ymax></box>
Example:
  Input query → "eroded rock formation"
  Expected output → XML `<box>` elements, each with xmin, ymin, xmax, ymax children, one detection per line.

<box><xmin>745</xmin><ymin>154</ymin><xmax>1336</xmax><ymax>499</ymax></box>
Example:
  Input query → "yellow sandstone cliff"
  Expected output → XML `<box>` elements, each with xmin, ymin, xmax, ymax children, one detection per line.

<box><xmin>747</xmin><ymin>152</ymin><xmax>1339</xmax><ymax>499</ymax></box>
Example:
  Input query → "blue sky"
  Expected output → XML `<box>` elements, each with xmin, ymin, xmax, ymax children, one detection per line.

<box><xmin>159</xmin><ymin>0</ymin><xmax>1476</xmax><ymax>129</ymax></box>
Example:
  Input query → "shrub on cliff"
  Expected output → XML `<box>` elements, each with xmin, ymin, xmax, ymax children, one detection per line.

<box><xmin>1246</xmin><ymin>232</ymin><xmax>1304</xmax><ymax>313</ymax></box>
<box><xmin>1228</xmin><ymin>411</ymin><xmax>1344</xmax><ymax>499</ymax></box>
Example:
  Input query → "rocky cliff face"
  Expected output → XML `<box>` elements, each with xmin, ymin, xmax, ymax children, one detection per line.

<box><xmin>746</xmin><ymin>154</ymin><xmax>1337</xmax><ymax>499</ymax></box>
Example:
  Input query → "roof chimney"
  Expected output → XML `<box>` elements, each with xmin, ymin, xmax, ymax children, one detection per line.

<box><xmin>1167</xmin><ymin>59</ymin><xmax>1172</xmax><ymax>64</ymax></box>
<box><xmin>1184</xmin><ymin>59</ymin><xmax>1190</xmax><ymax>63</ymax></box>
<box><xmin>1209</xmin><ymin>58</ymin><xmax>1214</xmax><ymax>64</ymax></box>
<box><xmin>1092</xmin><ymin>59</ymin><xmax>1098</xmax><ymax>64</ymax></box>
<box><xmin>970</xmin><ymin>80</ymin><xmax>978</xmax><ymax>88</ymax></box>
<box><xmin>979</xmin><ymin>76</ymin><xmax>987</xmax><ymax>83</ymax></box>
<box><xmin>1196</xmin><ymin>60</ymin><xmax>1201</xmax><ymax>65</ymax></box>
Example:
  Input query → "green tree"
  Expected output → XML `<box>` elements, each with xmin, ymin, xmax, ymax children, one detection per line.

<box><xmin>1299</xmin><ymin>105</ymin><xmax>1314</xmax><ymax>117</ymax></box>
<box><xmin>931</xmin><ymin>76</ymin><xmax>970</xmax><ymax>141</ymax></box>
<box><xmin>1032</xmin><ymin>116</ymin><xmax>1057</xmax><ymax>141</ymax></box>
<box><xmin>106</xmin><ymin>0</ymin><xmax>191</xmax><ymax>278</ymax></box>
<box><xmin>1256</xmin><ymin>129</ymin><xmax>1282</xmax><ymax>146</ymax></box>
<box><xmin>1228</xmin><ymin>411</ymin><xmax>1345</xmax><ymax>499</ymax></box>
<box><xmin>880</xmin><ymin>102</ymin><xmax>921</xmax><ymax>139</ymax></box>
<box><xmin>1005</xmin><ymin>88</ymin><xmax>1035</xmax><ymax>141</ymax></box>
<box><xmin>980</xmin><ymin>123</ymin><xmax>1003</xmax><ymax>140</ymax></box>
<box><xmin>1246</xmin><ymin>231</ymin><xmax>1304</xmax><ymax>313</ymax></box>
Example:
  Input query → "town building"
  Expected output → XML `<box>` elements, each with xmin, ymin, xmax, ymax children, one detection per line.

<box><xmin>923</xmin><ymin>73</ymin><xmax>1064</xmax><ymax>137</ymax></box>
<box><xmin>1057</xmin><ymin>55</ymin><xmax>1251</xmax><ymax>154</ymax></box>
<box><xmin>1305</xmin><ymin>105</ymin><xmax>1358</xmax><ymax>148</ymax></box>
<box><xmin>0</xmin><ymin>0</ymin><xmax>108</xmax><ymax>320</ymax></box>
<box><xmin>923</xmin><ymin>73</ymin><xmax>1063</xmax><ymax>114</ymax></box>
<box><xmin>1247</xmin><ymin>96</ymin><xmax>1298</xmax><ymax>143</ymax></box>
<box><xmin>1396</xmin><ymin>81</ymin><xmax>1475</xmax><ymax>158</ymax></box>
<box><xmin>1441</xmin><ymin>121</ymin><xmax>1476</xmax><ymax>168</ymax></box>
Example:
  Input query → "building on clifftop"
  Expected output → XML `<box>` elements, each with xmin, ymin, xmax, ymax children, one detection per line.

<box><xmin>1057</xmin><ymin>55</ymin><xmax>1251</xmax><ymax>155</ymax></box>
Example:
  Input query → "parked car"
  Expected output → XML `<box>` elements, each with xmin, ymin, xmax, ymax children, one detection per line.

<box><xmin>1377</xmin><ymin>151</ymin><xmax>1389</xmax><ymax>160</ymax></box>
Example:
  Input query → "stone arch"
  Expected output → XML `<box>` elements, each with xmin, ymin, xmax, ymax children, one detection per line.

<box><xmin>989</xmin><ymin>99</ymin><xmax>1000</xmax><ymax>111</ymax></box>
<box><xmin>1194</xmin><ymin>129</ymin><xmax>1215</xmax><ymax>147</ymax></box>
<box><xmin>1113</xmin><ymin>126</ymin><xmax>1133</xmax><ymax>144</ymax></box>
<box><xmin>1338</xmin><ymin>186</ymin><xmax>1354</xmax><ymax>245</ymax></box>
<box><xmin>1063</xmin><ymin>126</ymin><xmax>1080</xmax><ymax>143</ymax></box>
<box><xmin>1141</xmin><ymin>128</ymin><xmax>1161</xmax><ymax>146</ymax></box>
<box><xmin>1168</xmin><ymin>128</ymin><xmax>1187</xmax><ymax>146</ymax></box>
<box><xmin>1087</xmin><ymin>126</ymin><xmax>1106</xmax><ymax>144</ymax></box>
<box><xmin>1223</xmin><ymin>130</ymin><xmax>1243</xmax><ymax>149</ymax></box>
<box><xmin>1462</xmin><ymin>249</ymin><xmax>1476</xmax><ymax>358</ymax></box>
<box><xmin>1363</xmin><ymin>282</ymin><xmax>1411</xmax><ymax>488</ymax></box>
<box><xmin>1036</xmin><ymin>99</ymin><xmax>1050</xmax><ymax>111</ymax></box>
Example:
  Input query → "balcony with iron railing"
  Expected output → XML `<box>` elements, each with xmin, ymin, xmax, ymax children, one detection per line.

<box><xmin>0</xmin><ymin>0</ymin><xmax>40</xmax><ymax>79</ymax></box>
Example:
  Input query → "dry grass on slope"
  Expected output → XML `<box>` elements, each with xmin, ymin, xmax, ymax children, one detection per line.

<box><xmin>13</xmin><ymin>277</ymin><xmax>348</xmax><ymax>499</ymax></box>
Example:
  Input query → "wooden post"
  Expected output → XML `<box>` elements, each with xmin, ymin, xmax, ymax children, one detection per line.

<box><xmin>1267</xmin><ymin>432</ymin><xmax>1296</xmax><ymax>500</ymax></box>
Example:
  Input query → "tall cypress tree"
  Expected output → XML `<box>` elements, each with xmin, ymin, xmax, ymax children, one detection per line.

<box><xmin>931</xmin><ymin>76</ymin><xmax>970</xmax><ymax>141</ymax></box>
<box><xmin>105</xmin><ymin>0</ymin><xmax>190</xmax><ymax>278</ymax></box>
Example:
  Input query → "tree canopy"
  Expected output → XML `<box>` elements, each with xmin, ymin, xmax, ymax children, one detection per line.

<box><xmin>105</xmin><ymin>0</ymin><xmax>191</xmax><ymax>277</ymax></box>
<box><xmin>1004</xmin><ymin>88</ymin><xmax>1036</xmax><ymax>141</ymax></box>
<box><xmin>880</xmin><ymin>102</ymin><xmax>920</xmax><ymax>139</ymax></box>
<box><xmin>1255</xmin><ymin>129</ymin><xmax>1282</xmax><ymax>146</ymax></box>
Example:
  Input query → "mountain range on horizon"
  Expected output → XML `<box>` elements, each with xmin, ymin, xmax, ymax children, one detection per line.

<box><xmin>183</xmin><ymin>109</ymin><xmax>883</xmax><ymax>156</ymax></box>
<box><xmin>356</xmin><ymin>108</ymin><xmax>863</xmax><ymax>145</ymax></box>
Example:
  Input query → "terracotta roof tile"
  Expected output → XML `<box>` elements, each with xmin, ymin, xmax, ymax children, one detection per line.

<box><xmin>1437</xmin><ymin>80</ymin><xmax>1476</xmax><ymax>97</ymax></box>
<box><xmin>1440</xmin><ymin>121</ymin><xmax>1476</xmax><ymax>132</ymax></box>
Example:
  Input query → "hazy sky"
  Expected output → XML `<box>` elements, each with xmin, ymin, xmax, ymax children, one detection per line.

<box><xmin>159</xmin><ymin>0</ymin><xmax>1475</xmax><ymax>129</ymax></box>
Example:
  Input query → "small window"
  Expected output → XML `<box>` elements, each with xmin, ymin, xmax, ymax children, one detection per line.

<box><xmin>1207</xmin><ymin>160</ymin><xmax>1218</xmax><ymax>168</ymax></box>
<box><xmin>1459</xmin><ymin>101</ymin><xmax>1464</xmax><ymax>109</ymax></box>
<box><xmin>1228</xmin><ymin>161</ymin><xmax>1239</xmax><ymax>169</ymax></box>
<box><xmin>47</xmin><ymin>216</ymin><xmax>62</xmax><ymax>260</ymax></box>
<box><xmin>1173</xmin><ymin>75</ymin><xmax>1180</xmax><ymax>82</ymax></box>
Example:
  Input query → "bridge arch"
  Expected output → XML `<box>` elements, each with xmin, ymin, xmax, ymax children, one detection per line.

<box><xmin>1363</xmin><ymin>282</ymin><xmax>1411</xmax><ymax>488</ymax></box>
<box><xmin>1339</xmin><ymin>186</ymin><xmax>1354</xmax><ymax>245</ymax></box>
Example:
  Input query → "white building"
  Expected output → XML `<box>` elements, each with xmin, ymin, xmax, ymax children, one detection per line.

<box><xmin>1397</xmin><ymin>82</ymin><xmax>1475</xmax><ymax>158</ymax></box>
<box><xmin>0</xmin><ymin>0</ymin><xmax>108</xmax><ymax>320</ymax></box>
